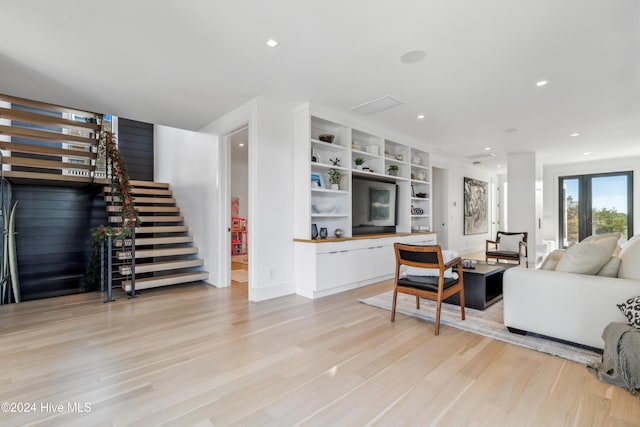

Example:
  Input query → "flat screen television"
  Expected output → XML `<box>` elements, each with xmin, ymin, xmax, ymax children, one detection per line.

<box><xmin>352</xmin><ymin>176</ymin><xmax>398</xmax><ymax>235</ymax></box>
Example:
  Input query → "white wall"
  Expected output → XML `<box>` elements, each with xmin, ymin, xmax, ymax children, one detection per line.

<box><xmin>507</xmin><ymin>152</ymin><xmax>544</xmax><ymax>263</ymax></box>
<box><xmin>543</xmin><ymin>156</ymin><xmax>640</xmax><ymax>247</ymax></box>
<box><xmin>197</xmin><ymin>97</ymin><xmax>296</xmax><ymax>301</ymax></box>
<box><xmin>154</xmin><ymin>125</ymin><xmax>217</xmax><ymax>283</ymax></box>
<box><xmin>432</xmin><ymin>154</ymin><xmax>496</xmax><ymax>255</ymax></box>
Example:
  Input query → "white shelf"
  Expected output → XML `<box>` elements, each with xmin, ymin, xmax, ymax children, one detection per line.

<box><xmin>352</xmin><ymin>149</ymin><xmax>382</xmax><ymax>160</ymax></box>
<box><xmin>311</xmin><ymin>139</ymin><xmax>348</xmax><ymax>150</ymax></box>
<box><xmin>352</xmin><ymin>169</ymin><xmax>395</xmax><ymax>180</ymax></box>
<box><xmin>311</xmin><ymin>162</ymin><xmax>350</xmax><ymax>171</ymax></box>
<box><xmin>411</xmin><ymin>163</ymin><xmax>429</xmax><ymax>170</ymax></box>
<box><xmin>311</xmin><ymin>188</ymin><xmax>349</xmax><ymax>194</ymax></box>
<box><xmin>411</xmin><ymin>214</ymin><xmax>431</xmax><ymax>218</ymax></box>
<box><xmin>385</xmin><ymin>157</ymin><xmax>408</xmax><ymax>165</ymax></box>
<box><xmin>411</xmin><ymin>179</ymin><xmax>430</xmax><ymax>185</ymax></box>
<box><xmin>411</xmin><ymin>197</ymin><xmax>431</xmax><ymax>201</ymax></box>
<box><xmin>311</xmin><ymin>214</ymin><xmax>349</xmax><ymax>218</ymax></box>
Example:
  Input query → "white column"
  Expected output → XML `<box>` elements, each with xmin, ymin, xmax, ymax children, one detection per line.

<box><xmin>507</xmin><ymin>152</ymin><xmax>544</xmax><ymax>265</ymax></box>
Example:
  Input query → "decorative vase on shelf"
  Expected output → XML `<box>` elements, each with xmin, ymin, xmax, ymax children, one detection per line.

<box><xmin>331</xmin><ymin>183</ymin><xmax>339</xmax><ymax>190</ymax></box>
<box><xmin>319</xmin><ymin>227</ymin><xmax>328</xmax><ymax>239</ymax></box>
<box><xmin>311</xmin><ymin>224</ymin><xmax>318</xmax><ymax>239</ymax></box>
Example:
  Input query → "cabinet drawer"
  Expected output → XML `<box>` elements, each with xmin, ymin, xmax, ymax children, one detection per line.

<box><xmin>316</xmin><ymin>245</ymin><xmax>395</xmax><ymax>290</ymax></box>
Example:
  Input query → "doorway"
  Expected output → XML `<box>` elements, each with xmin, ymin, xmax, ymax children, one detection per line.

<box><xmin>432</xmin><ymin>166</ymin><xmax>448</xmax><ymax>248</ymax></box>
<box><xmin>229</xmin><ymin>127</ymin><xmax>249</xmax><ymax>286</ymax></box>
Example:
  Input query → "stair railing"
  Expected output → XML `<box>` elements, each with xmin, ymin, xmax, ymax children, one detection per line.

<box><xmin>89</xmin><ymin>130</ymin><xmax>140</xmax><ymax>301</ymax></box>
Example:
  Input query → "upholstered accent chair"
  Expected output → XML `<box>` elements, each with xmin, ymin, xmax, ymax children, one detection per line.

<box><xmin>392</xmin><ymin>243</ymin><xmax>465</xmax><ymax>335</ymax></box>
<box><xmin>486</xmin><ymin>231</ymin><xmax>528</xmax><ymax>267</ymax></box>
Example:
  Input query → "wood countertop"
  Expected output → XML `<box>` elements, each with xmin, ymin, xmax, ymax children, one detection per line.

<box><xmin>294</xmin><ymin>231</ymin><xmax>436</xmax><ymax>243</ymax></box>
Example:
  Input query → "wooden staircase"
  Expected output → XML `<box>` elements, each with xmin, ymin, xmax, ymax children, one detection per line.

<box><xmin>105</xmin><ymin>180</ymin><xmax>208</xmax><ymax>292</ymax></box>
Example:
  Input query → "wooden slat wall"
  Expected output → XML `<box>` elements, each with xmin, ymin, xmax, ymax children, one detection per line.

<box><xmin>0</xmin><ymin>100</ymin><xmax>100</xmax><ymax>181</ymax></box>
<box><xmin>12</xmin><ymin>185</ymin><xmax>108</xmax><ymax>301</ymax></box>
<box><xmin>117</xmin><ymin>118</ymin><xmax>154</xmax><ymax>181</ymax></box>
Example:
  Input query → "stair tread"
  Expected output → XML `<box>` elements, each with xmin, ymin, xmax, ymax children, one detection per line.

<box><xmin>117</xmin><ymin>246</ymin><xmax>198</xmax><ymax>259</ymax></box>
<box><xmin>129</xmin><ymin>180</ymin><xmax>170</xmax><ymax>189</ymax></box>
<box><xmin>107</xmin><ymin>205</ymin><xmax>179</xmax><ymax>213</ymax></box>
<box><xmin>119</xmin><ymin>258</ymin><xmax>204</xmax><ymax>275</ymax></box>
<box><xmin>105</xmin><ymin>196</ymin><xmax>176</xmax><ymax>204</ymax></box>
<box><xmin>104</xmin><ymin>187</ymin><xmax>173</xmax><ymax>196</ymax></box>
<box><xmin>115</xmin><ymin>236</ymin><xmax>193</xmax><ymax>246</ymax></box>
<box><xmin>133</xmin><ymin>226</ymin><xmax>188</xmax><ymax>234</ymax></box>
<box><xmin>110</xmin><ymin>216</ymin><xmax>184</xmax><ymax>223</ymax></box>
<box><xmin>122</xmin><ymin>271</ymin><xmax>209</xmax><ymax>291</ymax></box>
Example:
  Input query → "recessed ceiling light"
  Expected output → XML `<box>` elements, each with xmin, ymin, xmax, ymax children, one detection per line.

<box><xmin>417</xmin><ymin>114</ymin><xmax>425</xmax><ymax>120</ymax></box>
<box><xmin>536</xmin><ymin>80</ymin><xmax>548</xmax><ymax>87</ymax></box>
<box><xmin>400</xmin><ymin>50</ymin><xmax>427</xmax><ymax>64</ymax></box>
<box><xmin>484</xmin><ymin>147</ymin><xmax>491</xmax><ymax>151</ymax></box>
<box><xmin>239</xmin><ymin>143</ymin><xmax>245</xmax><ymax>147</ymax></box>
<box><xmin>582</xmin><ymin>151</ymin><xmax>591</xmax><ymax>155</ymax></box>
<box><xmin>497</xmin><ymin>165</ymin><xmax>502</xmax><ymax>168</ymax></box>
<box><xmin>265</xmin><ymin>39</ymin><xmax>279</xmax><ymax>48</ymax></box>
<box><xmin>570</xmin><ymin>133</ymin><xmax>580</xmax><ymax>137</ymax></box>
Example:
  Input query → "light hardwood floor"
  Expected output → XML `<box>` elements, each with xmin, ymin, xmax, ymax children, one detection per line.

<box><xmin>1</xmin><ymin>281</ymin><xmax>638</xmax><ymax>426</ymax></box>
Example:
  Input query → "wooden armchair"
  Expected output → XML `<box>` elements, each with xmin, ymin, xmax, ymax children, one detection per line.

<box><xmin>486</xmin><ymin>231</ymin><xmax>528</xmax><ymax>267</ymax></box>
<box><xmin>392</xmin><ymin>243</ymin><xmax>465</xmax><ymax>335</ymax></box>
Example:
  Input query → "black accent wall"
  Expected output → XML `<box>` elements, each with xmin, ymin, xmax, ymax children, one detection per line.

<box><xmin>12</xmin><ymin>185</ymin><xmax>107</xmax><ymax>301</ymax></box>
<box><xmin>117</xmin><ymin>118</ymin><xmax>154</xmax><ymax>181</ymax></box>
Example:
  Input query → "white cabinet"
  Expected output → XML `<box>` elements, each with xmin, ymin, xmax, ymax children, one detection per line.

<box><xmin>295</xmin><ymin>233</ymin><xmax>437</xmax><ymax>298</ymax></box>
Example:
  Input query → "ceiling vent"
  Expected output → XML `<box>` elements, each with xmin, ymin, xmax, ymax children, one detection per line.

<box><xmin>465</xmin><ymin>153</ymin><xmax>496</xmax><ymax>161</ymax></box>
<box><xmin>349</xmin><ymin>95</ymin><xmax>403</xmax><ymax>115</ymax></box>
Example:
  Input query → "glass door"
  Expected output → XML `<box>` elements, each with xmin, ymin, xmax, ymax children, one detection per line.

<box><xmin>559</xmin><ymin>172</ymin><xmax>633</xmax><ymax>247</ymax></box>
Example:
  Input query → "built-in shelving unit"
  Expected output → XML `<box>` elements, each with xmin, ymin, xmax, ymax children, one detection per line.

<box><xmin>293</xmin><ymin>105</ymin><xmax>436</xmax><ymax>298</ymax></box>
<box><xmin>294</xmin><ymin>107</ymin><xmax>432</xmax><ymax>239</ymax></box>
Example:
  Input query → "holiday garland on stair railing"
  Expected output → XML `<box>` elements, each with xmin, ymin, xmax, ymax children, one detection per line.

<box><xmin>86</xmin><ymin>131</ymin><xmax>140</xmax><ymax>290</ymax></box>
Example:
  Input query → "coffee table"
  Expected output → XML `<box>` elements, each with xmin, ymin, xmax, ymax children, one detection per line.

<box><xmin>444</xmin><ymin>261</ymin><xmax>517</xmax><ymax>310</ymax></box>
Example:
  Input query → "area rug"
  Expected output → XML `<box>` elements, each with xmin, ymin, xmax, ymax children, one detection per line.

<box><xmin>231</xmin><ymin>269</ymin><xmax>248</xmax><ymax>283</ymax></box>
<box><xmin>360</xmin><ymin>291</ymin><xmax>602</xmax><ymax>365</ymax></box>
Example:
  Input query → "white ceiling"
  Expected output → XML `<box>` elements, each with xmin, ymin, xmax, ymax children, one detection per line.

<box><xmin>1</xmin><ymin>0</ymin><xmax>638</xmax><ymax>170</ymax></box>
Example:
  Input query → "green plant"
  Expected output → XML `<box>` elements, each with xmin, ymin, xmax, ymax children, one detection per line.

<box><xmin>354</xmin><ymin>157</ymin><xmax>365</xmax><ymax>166</ymax></box>
<box><xmin>387</xmin><ymin>164</ymin><xmax>399</xmax><ymax>173</ymax></box>
<box><xmin>328</xmin><ymin>168</ymin><xmax>341</xmax><ymax>185</ymax></box>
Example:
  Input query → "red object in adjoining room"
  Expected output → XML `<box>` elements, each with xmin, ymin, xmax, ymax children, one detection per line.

<box><xmin>231</xmin><ymin>217</ymin><xmax>247</xmax><ymax>255</ymax></box>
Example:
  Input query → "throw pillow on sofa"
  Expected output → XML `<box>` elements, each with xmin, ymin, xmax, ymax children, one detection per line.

<box><xmin>618</xmin><ymin>237</ymin><xmax>640</xmax><ymax>280</ymax></box>
<box><xmin>618</xmin><ymin>234</ymin><xmax>640</xmax><ymax>258</ymax></box>
<box><xmin>618</xmin><ymin>296</ymin><xmax>640</xmax><ymax>328</ymax></box>
<box><xmin>555</xmin><ymin>235</ymin><xmax>619</xmax><ymax>275</ymax></box>
<box><xmin>538</xmin><ymin>249</ymin><xmax>565</xmax><ymax>271</ymax></box>
<box><xmin>583</xmin><ymin>232</ymin><xmax>623</xmax><ymax>256</ymax></box>
<box><xmin>597</xmin><ymin>256</ymin><xmax>622</xmax><ymax>277</ymax></box>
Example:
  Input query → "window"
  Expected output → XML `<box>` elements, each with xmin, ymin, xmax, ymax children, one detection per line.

<box><xmin>559</xmin><ymin>172</ymin><xmax>633</xmax><ymax>247</ymax></box>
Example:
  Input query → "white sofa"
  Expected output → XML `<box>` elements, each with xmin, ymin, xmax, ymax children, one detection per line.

<box><xmin>503</xmin><ymin>234</ymin><xmax>640</xmax><ymax>350</ymax></box>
